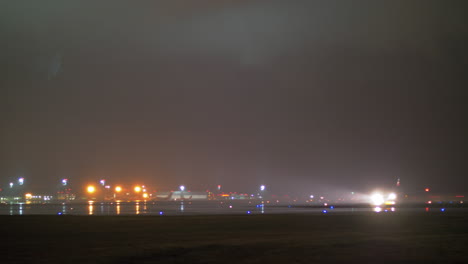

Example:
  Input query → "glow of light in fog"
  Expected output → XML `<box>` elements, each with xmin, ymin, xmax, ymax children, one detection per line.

<box><xmin>115</xmin><ymin>186</ymin><xmax>122</xmax><ymax>192</ymax></box>
<box><xmin>260</xmin><ymin>185</ymin><xmax>265</xmax><ymax>191</ymax></box>
<box><xmin>134</xmin><ymin>186</ymin><xmax>142</xmax><ymax>193</ymax></box>
<box><xmin>180</xmin><ymin>185</ymin><xmax>185</xmax><ymax>191</ymax></box>
<box><xmin>87</xmin><ymin>185</ymin><xmax>96</xmax><ymax>194</ymax></box>
<box><xmin>371</xmin><ymin>193</ymin><xmax>384</xmax><ymax>206</ymax></box>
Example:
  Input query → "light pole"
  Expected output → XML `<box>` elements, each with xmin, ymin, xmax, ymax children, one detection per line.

<box><xmin>113</xmin><ymin>186</ymin><xmax>122</xmax><ymax>200</ymax></box>
<box><xmin>258</xmin><ymin>185</ymin><xmax>266</xmax><ymax>200</ymax></box>
<box><xmin>180</xmin><ymin>185</ymin><xmax>185</xmax><ymax>200</ymax></box>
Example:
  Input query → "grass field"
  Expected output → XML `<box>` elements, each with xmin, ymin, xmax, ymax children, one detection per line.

<box><xmin>2</xmin><ymin>212</ymin><xmax>468</xmax><ymax>263</ymax></box>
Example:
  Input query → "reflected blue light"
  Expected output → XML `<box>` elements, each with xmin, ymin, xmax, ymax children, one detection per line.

<box><xmin>57</xmin><ymin>212</ymin><xmax>63</xmax><ymax>215</ymax></box>
<box><xmin>330</xmin><ymin>206</ymin><xmax>334</xmax><ymax>209</ymax></box>
<box><xmin>441</xmin><ymin>208</ymin><xmax>446</xmax><ymax>212</ymax></box>
<box><xmin>322</xmin><ymin>210</ymin><xmax>328</xmax><ymax>213</ymax></box>
<box><xmin>247</xmin><ymin>211</ymin><xmax>251</xmax><ymax>214</ymax></box>
<box><xmin>159</xmin><ymin>211</ymin><xmax>164</xmax><ymax>215</ymax></box>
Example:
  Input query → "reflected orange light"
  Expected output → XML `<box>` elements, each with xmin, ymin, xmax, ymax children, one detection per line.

<box><xmin>115</xmin><ymin>186</ymin><xmax>122</xmax><ymax>193</ymax></box>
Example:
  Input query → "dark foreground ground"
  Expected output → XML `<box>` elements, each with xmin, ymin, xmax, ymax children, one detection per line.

<box><xmin>2</xmin><ymin>211</ymin><xmax>468</xmax><ymax>263</ymax></box>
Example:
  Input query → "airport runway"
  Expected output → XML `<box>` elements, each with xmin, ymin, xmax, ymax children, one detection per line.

<box><xmin>2</xmin><ymin>207</ymin><xmax>468</xmax><ymax>264</ymax></box>
<box><xmin>0</xmin><ymin>200</ymin><xmax>464</xmax><ymax>216</ymax></box>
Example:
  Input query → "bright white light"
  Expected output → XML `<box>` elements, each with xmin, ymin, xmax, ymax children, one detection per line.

<box><xmin>180</xmin><ymin>185</ymin><xmax>185</xmax><ymax>191</ymax></box>
<box><xmin>374</xmin><ymin>207</ymin><xmax>382</xmax><ymax>213</ymax></box>
<box><xmin>310</xmin><ymin>195</ymin><xmax>314</xmax><ymax>199</ymax></box>
<box><xmin>260</xmin><ymin>185</ymin><xmax>265</xmax><ymax>191</ymax></box>
<box><xmin>388</xmin><ymin>193</ymin><xmax>397</xmax><ymax>200</ymax></box>
<box><xmin>62</xmin><ymin>179</ymin><xmax>68</xmax><ymax>186</ymax></box>
<box><xmin>371</xmin><ymin>193</ymin><xmax>384</xmax><ymax>206</ymax></box>
<box><xmin>18</xmin><ymin>178</ymin><xmax>24</xmax><ymax>185</ymax></box>
<box><xmin>9</xmin><ymin>182</ymin><xmax>13</xmax><ymax>188</ymax></box>
<box><xmin>100</xmin><ymin>179</ymin><xmax>105</xmax><ymax>186</ymax></box>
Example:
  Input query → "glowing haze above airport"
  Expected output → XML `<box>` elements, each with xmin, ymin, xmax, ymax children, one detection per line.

<box><xmin>0</xmin><ymin>0</ymin><xmax>467</xmax><ymax>194</ymax></box>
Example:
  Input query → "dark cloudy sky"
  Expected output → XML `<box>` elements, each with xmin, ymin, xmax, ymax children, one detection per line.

<box><xmin>1</xmin><ymin>0</ymin><xmax>467</xmax><ymax>194</ymax></box>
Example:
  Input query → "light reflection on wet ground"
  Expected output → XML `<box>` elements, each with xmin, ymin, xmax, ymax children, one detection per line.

<box><xmin>0</xmin><ymin>201</ymin><xmax>463</xmax><ymax>216</ymax></box>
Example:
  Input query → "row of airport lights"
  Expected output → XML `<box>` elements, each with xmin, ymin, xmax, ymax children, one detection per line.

<box><xmin>85</xmin><ymin>183</ymin><xmax>266</xmax><ymax>198</ymax></box>
<box><xmin>85</xmin><ymin>180</ymin><xmax>152</xmax><ymax>199</ymax></box>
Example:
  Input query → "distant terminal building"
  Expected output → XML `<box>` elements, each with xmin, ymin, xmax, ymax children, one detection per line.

<box><xmin>56</xmin><ymin>178</ymin><xmax>76</xmax><ymax>201</ymax></box>
<box><xmin>56</xmin><ymin>189</ymin><xmax>76</xmax><ymax>201</ymax></box>
<box><xmin>155</xmin><ymin>192</ymin><xmax>172</xmax><ymax>200</ymax></box>
<box><xmin>215</xmin><ymin>193</ymin><xmax>251</xmax><ymax>200</ymax></box>
<box><xmin>171</xmin><ymin>191</ymin><xmax>208</xmax><ymax>200</ymax></box>
<box><xmin>24</xmin><ymin>194</ymin><xmax>54</xmax><ymax>203</ymax></box>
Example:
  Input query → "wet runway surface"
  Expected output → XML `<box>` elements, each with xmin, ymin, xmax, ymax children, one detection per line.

<box><xmin>2</xmin><ymin>202</ymin><xmax>468</xmax><ymax>263</ymax></box>
<box><xmin>0</xmin><ymin>200</ymin><xmax>463</xmax><ymax>216</ymax></box>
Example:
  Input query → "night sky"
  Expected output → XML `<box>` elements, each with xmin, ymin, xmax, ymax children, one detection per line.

<box><xmin>1</xmin><ymin>0</ymin><xmax>467</xmax><ymax>194</ymax></box>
